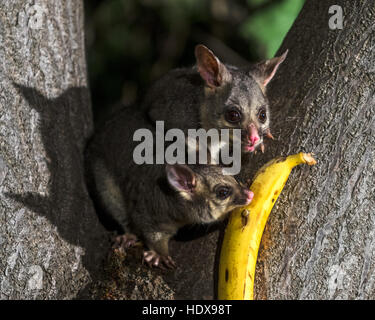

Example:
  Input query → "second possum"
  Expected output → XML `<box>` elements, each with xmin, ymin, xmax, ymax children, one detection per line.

<box><xmin>85</xmin><ymin>107</ymin><xmax>254</xmax><ymax>268</ymax></box>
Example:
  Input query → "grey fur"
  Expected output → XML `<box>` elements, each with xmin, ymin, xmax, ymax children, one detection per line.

<box><xmin>85</xmin><ymin>107</ymin><xmax>250</xmax><ymax>258</ymax></box>
<box><xmin>144</xmin><ymin>45</ymin><xmax>287</xmax><ymax>153</ymax></box>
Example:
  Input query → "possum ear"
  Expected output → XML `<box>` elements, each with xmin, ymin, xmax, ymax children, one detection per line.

<box><xmin>166</xmin><ymin>164</ymin><xmax>196</xmax><ymax>195</ymax></box>
<box><xmin>195</xmin><ymin>44</ymin><xmax>232</xmax><ymax>88</ymax></box>
<box><xmin>252</xmin><ymin>49</ymin><xmax>288</xmax><ymax>91</ymax></box>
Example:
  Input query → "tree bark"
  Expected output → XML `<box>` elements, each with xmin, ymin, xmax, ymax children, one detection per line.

<box><xmin>244</xmin><ymin>0</ymin><xmax>375</xmax><ymax>299</ymax></box>
<box><xmin>0</xmin><ymin>0</ymin><xmax>108</xmax><ymax>299</ymax></box>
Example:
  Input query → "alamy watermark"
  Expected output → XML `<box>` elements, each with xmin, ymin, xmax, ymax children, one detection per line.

<box><xmin>329</xmin><ymin>5</ymin><xmax>343</xmax><ymax>30</ymax></box>
<box><xmin>133</xmin><ymin>121</ymin><xmax>242</xmax><ymax>175</ymax></box>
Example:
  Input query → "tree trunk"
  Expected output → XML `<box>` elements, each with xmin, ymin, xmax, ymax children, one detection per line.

<box><xmin>0</xmin><ymin>1</ymin><xmax>108</xmax><ymax>299</ymax></box>
<box><xmin>245</xmin><ymin>0</ymin><xmax>375</xmax><ymax>299</ymax></box>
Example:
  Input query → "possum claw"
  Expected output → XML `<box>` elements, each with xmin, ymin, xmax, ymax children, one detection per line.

<box><xmin>143</xmin><ymin>250</ymin><xmax>176</xmax><ymax>269</ymax></box>
<box><xmin>164</xmin><ymin>256</ymin><xmax>177</xmax><ymax>269</ymax></box>
<box><xmin>265</xmin><ymin>129</ymin><xmax>274</xmax><ymax>140</ymax></box>
<box><xmin>260</xmin><ymin>143</ymin><xmax>265</xmax><ymax>153</ymax></box>
<box><xmin>112</xmin><ymin>233</ymin><xmax>139</xmax><ymax>251</ymax></box>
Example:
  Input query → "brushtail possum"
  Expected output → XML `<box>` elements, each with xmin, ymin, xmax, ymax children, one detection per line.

<box><xmin>85</xmin><ymin>107</ymin><xmax>253</xmax><ymax>268</ymax></box>
<box><xmin>144</xmin><ymin>44</ymin><xmax>287</xmax><ymax>153</ymax></box>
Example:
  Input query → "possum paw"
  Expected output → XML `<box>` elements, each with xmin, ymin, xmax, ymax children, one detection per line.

<box><xmin>143</xmin><ymin>250</ymin><xmax>176</xmax><ymax>269</ymax></box>
<box><xmin>112</xmin><ymin>233</ymin><xmax>139</xmax><ymax>251</ymax></box>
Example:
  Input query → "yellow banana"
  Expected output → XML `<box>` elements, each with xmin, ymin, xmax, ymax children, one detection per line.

<box><xmin>218</xmin><ymin>152</ymin><xmax>317</xmax><ymax>300</ymax></box>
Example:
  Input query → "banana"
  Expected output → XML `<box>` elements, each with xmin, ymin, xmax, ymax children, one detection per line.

<box><xmin>218</xmin><ymin>152</ymin><xmax>317</xmax><ymax>300</ymax></box>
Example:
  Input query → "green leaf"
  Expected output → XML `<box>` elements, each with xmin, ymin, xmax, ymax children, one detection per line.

<box><xmin>241</xmin><ymin>0</ymin><xmax>305</xmax><ymax>58</ymax></box>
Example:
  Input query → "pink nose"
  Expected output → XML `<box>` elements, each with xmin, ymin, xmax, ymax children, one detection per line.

<box><xmin>249</xmin><ymin>124</ymin><xmax>259</xmax><ymax>146</ymax></box>
<box><xmin>251</xmin><ymin>135</ymin><xmax>259</xmax><ymax>146</ymax></box>
<box><xmin>244</xmin><ymin>190</ymin><xmax>254</xmax><ymax>204</ymax></box>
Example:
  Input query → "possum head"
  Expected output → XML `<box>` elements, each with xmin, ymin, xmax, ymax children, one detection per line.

<box><xmin>196</xmin><ymin>44</ymin><xmax>287</xmax><ymax>153</ymax></box>
<box><xmin>166</xmin><ymin>164</ymin><xmax>253</xmax><ymax>224</ymax></box>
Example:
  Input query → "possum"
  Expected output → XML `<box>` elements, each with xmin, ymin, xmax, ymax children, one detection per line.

<box><xmin>143</xmin><ymin>44</ymin><xmax>287</xmax><ymax>154</ymax></box>
<box><xmin>85</xmin><ymin>107</ymin><xmax>253</xmax><ymax>268</ymax></box>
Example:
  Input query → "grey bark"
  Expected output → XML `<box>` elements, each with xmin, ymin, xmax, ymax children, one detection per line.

<box><xmin>0</xmin><ymin>1</ymin><xmax>108</xmax><ymax>299</ymax></box>
<box><xmin>245</xmin><ymin>0</ymin><xmax>375</xmax><ymax>299</ymax></box>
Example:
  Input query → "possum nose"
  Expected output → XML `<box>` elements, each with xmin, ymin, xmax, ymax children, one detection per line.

<box><xmin>244</xmin><ymin>190</ymin><xmax>254</xmax><ymax>204</ymax></box>
<box><xmin>248</xmin><ymin>123</ymin><xmax>259</xmax><ymax>146</ymax></box>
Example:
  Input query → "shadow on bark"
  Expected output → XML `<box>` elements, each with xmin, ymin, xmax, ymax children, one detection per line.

<box><xmin>5</xmin><ymin>84</ymin><xmax>110</xmax><ymax>295</ymax></box>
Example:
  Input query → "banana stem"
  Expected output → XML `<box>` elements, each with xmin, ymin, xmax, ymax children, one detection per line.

<box><xmin>288</xmin><ymin>152</ymin><xmax>317</xmax><ymax>167</ymax></box>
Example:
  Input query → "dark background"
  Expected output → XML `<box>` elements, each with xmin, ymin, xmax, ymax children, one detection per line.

<box><xmin>84</xmin><ymin>0</ymin><xmax>305</xmax><ymax>123</ymax></box>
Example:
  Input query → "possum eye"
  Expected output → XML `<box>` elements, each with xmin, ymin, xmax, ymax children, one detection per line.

<box><xmin>216</xmin><ymin>185</ymin><xmax>232</xmax><ymax>200</ymax></box>
<box><xmin>225</xmin><ymin>108</ymin><xmax>242</xmax><ymax>124</ymax></box>
<box><xmin>258</xmin><ymin>107</ymin><xmax>267</xmax><ymax>123</ymax></box>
